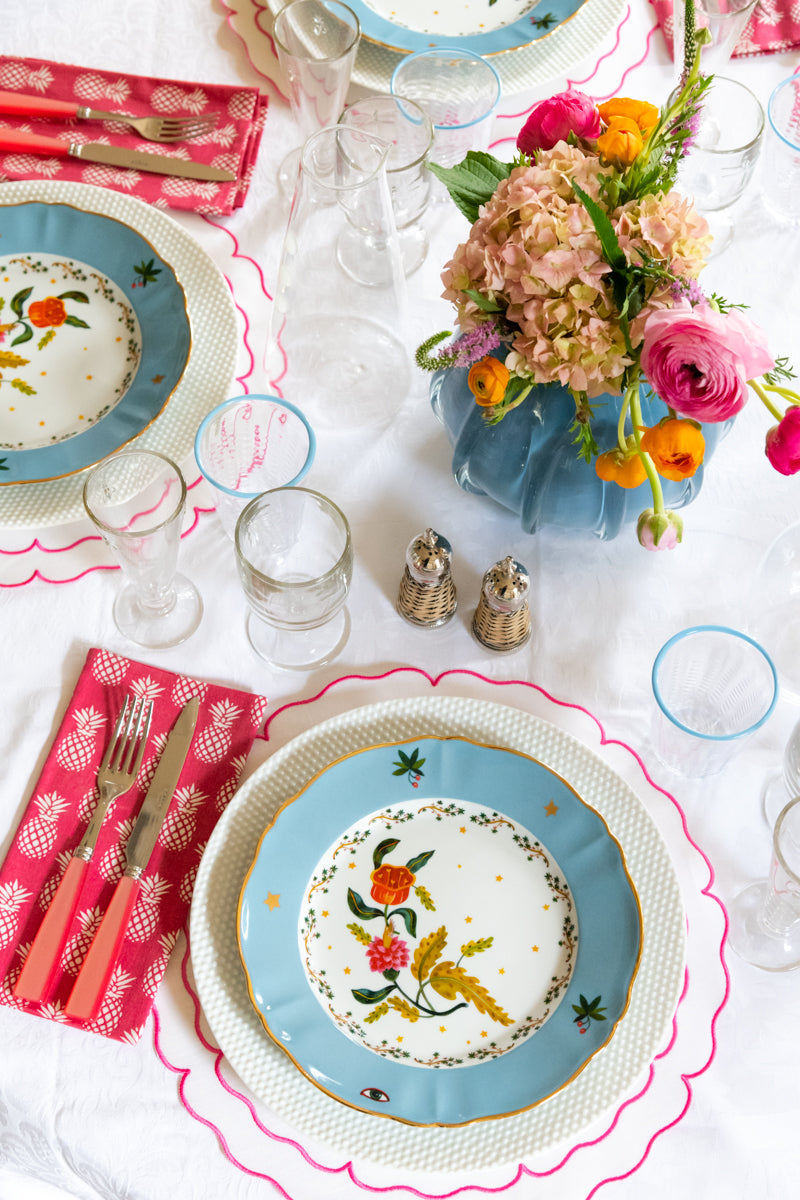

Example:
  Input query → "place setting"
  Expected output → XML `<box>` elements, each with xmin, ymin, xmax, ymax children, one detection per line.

<box><xmin>4</xmin><ymin>0</ymin><xmax>800</xmax><ymax>1197</ymax></box>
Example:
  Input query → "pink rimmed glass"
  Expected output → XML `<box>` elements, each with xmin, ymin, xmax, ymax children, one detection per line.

<box><xmin>83</xmin><ymin>449</ymin><xmax>202</xmax><ymax>649</ymax></box>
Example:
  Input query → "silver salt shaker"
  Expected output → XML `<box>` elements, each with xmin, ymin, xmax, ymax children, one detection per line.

<box><xmin>472</xmin><ymin>555</ymin><xmax>531</xmax><ymax>652</ymax></box>
<box><xmin>397</xmin><ymin>527</ymin><xmax>457</xmax><ymax>628</ymax></box>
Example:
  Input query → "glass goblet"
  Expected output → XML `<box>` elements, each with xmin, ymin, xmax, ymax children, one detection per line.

<box><xmin>83</xmin><ymin>449</ymin><xmax>202</xmax><ymax>649</ymax></box>
<box><xmin>338</xmin><ymin>94</ymin><xmax>434</xmax><ymax>278</ymax></box>
<box><xmin>235</xmin><ymin>486</ymin><xmax>352</xmax><ymax>670</ymax></box>
<box><xmin>728</xmin><ymin>797</ymin><xmax>800</xmax><ymax>971</ymax></box>
<box><xmin>273</xmin><ymin>0</ymin><xmax>361</xmax><ymax>196</ymax></box>
<box><xmin>677</xmin><ymin>76</ymin><xmax>764</xmax><ymax>257</ymax></box>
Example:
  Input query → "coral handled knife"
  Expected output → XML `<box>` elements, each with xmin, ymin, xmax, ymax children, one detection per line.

<box><xmin>65</xmin><ymin>696</ymin><xmax>200</xmax><ymax>1022</ymax></box>
<box><xmin>0</xmin><ymin>128</ymin><xmax>236</xmax><ymax>181</ymax></box>
<box><xmin>13</xmin><ymin>696</ymin><xmax>153</xmax><ymax>1004</ymax></box>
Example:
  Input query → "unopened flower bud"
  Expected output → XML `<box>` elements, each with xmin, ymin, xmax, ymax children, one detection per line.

<box><xmin>637</xmin><ymin>508</ymin><xmax>684</xmax><ymax>551</ymax></box>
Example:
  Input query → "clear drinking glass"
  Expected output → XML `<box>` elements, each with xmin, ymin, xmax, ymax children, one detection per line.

<box><xmin>83</xmin><ymin>450</ymin><xmax>202</xmax><ymax>649</ymax></box>
<box><xmin>651</xmin><ymin>625</ymin><xmax>779</xmax><ymax>778</ymax></box>
<box><xmin>695</xmin><ymin>0</ymin><xmax>758</xmax><ymax>72</ymax></box>
<box><xmin>235</xmin><ymin>486</ymin><xmax>353</xmax><ymax>670</ymax></box>
<box><xmin>677</xmin><ymin>76</ymin><xmax>764</xmax><ymax>256</ymax></box>
<box><xmin>194</xmin><ymin>394</ymin><xmax>315</xmax><ymax>539</ymax></box>
<box><xmin>746</xmin><ymin>520</ymin><xmax>800</xmax><ymax>702</ymax></box>
<box><xmin>389</xmin><ymin>48</ymin><xmax>501</xmax><ymax>201</ymax></box>
<box><xmin>273</xmin><ymin>0</ymin><xmax>361</xmax><ymax>195</ymax></box>
<box><xmin>763</xmin><ymin>74</ymin><xmax>800</xmax><ymax>225</ymax></box>
<box><xmin>266</xmin><ymin>124</ymin><xmax>410</xmax><ymax>430</ymax></box>
<box><xmin>338</xmin><ymin>94</ymin><xmax>434</xmax><ymax>277</ymax></box>
<box><xmin>728</xmin><ymin>797</ymin><xmax>800</xmax><ymax>971</ymax></box>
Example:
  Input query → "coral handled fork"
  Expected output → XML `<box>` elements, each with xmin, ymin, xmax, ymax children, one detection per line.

<box><xmin>0</xmin><ymin>90</ymin><xmax>219</xmax><ymax>143</ymax></box>
<box><xmin>13</xmin><ymin>696</ymin><xmax>153</xmax><ymax>1004</ymax></box>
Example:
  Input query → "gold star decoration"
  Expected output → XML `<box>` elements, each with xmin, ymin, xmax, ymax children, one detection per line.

<box><xmin>152</xmin><ymin>374</ymin><xmax>165</xmax><ymax>383</ymax></box>
<box><xmin>544</xmin><ymin>801</ymin><xmax>559</xmax><ymax>816</ymax></box>
<box><xmin>264</xmin><ymin>892</ymin><xmax>281</xmax><ymax>911</ymax></box>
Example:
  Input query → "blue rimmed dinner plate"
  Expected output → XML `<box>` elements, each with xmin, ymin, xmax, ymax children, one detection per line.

<box><xmin>0</xmin><ymin>198</ymin><xmax>190</xmax><ymax>485</ymax></box>
<box><xmin>349</xmin><ymin>0</ymin><xmax>588</xmax><ymax>56</ymax></box>
<box><xmin>238</xmin><ymin>735</ymin><xmax>642</xmax><ymax>1126</ymax></box>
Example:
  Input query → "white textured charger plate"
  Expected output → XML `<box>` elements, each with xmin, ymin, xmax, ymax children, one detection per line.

<box><xmin>0</xmin><ymin>180</ymin><xmax>236</xmax><ymax>528</ymax></box>
<box><xmin>190</xmin><ymin>696</ymin><xmax>684</xmax><ymax>1169</ymax></box>
<box><xmin>227</xmin><ymin>0</ymin><xmax>625</xmax><ymax>97</ymax></box>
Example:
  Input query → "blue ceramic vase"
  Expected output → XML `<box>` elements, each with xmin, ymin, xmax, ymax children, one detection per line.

<box><xmin>430</xmin><ymin>361</ymin><xmax>727</xmax><ymax>540</ymax></box>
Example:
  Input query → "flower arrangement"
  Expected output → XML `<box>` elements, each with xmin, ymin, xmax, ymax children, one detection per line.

<box><xmin>418</xmin><ymin>0</ymin><xmax>800</xmax><ymax>550</ymax></box>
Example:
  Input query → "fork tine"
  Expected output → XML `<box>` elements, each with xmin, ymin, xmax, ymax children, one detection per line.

<box><xmin>121</xmin><ymin>701</ymin><xmax>153</xmax><ymax>777</ymax></box>
<box><xmin>100</xmin><ymin>697</ymin><xmax>132</xmax><ymax>772</ymax></box>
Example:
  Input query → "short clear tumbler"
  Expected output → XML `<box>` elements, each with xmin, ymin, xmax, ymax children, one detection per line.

<box><xmin>235</xmin><ymin>487</ymin><xmax>353</xmax><ymax>670</ymax></box>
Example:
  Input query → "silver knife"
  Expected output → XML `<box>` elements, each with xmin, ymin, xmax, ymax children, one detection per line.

<box><xmin>64</xmin><ymin>696</ymin><xmax>201</xmax><ymax>1021</ymax></box>
<box><xmin>0</xmin><ymin>128</ymin><xmax>236</xmax><ymax>181</ymax></box>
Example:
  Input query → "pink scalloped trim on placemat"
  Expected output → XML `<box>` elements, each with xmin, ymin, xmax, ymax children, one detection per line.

<box><xmin>152</xmin><ymin>666</ymin><xmax>730</xmax><ymax>1199</ymax></box>
<box><xmin>0</xmin><ymin>219</ymin><xmax>270</xmax><ymax>585</ymax></box>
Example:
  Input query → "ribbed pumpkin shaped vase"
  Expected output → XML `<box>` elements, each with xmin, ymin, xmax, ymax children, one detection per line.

<box><xmin>430</xmin><ymin>359</ymin><xmax>727</xmax><ymax>541</ymax></box>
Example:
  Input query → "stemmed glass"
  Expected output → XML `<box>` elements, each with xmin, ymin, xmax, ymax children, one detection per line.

<box><xmin>677</xmin><ymin>76</ymin><xmax>764</xmax><ymax>256</ymax></box>
<box><xmin>338</xmin><ymin>94</ymin><xmax>434</xmax><ymax>277</ymax></box>
<box><xmin>83</xmin><ymin>449</ymin><xmax>202</xmax><ymax>648</ymax></box>
<box><xmin>728</xmin><ymin>797</ymin><xmax>800</xmax><ymax>971</ymax></box>
<box><xmin>273</xmin><ymin>0</ymin><xmax>361</xmax><ymax>196</ymax></box>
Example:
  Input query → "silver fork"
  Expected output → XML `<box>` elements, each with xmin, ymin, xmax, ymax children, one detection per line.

<box><xmin>74</xmin><ymin>107</ymin><xmax>219</xmax><ymax>142</ymax></box>
<box><xmin>13</xmin><ymin>696</ymin><xmax>153</xmax><ymax>1004</ymax></box>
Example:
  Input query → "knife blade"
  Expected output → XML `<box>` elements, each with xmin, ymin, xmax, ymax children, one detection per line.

<box><xmin>0</xmin><ymin>128</ymin><xmax>236</xmax><ymax>181</ymax></box>
<box><xmin>64</xmin><ymin>696</ymin><xmax>200</xmax><ymax>1022</ymax></box>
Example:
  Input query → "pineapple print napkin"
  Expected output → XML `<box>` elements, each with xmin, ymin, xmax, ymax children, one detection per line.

<box><xmin>649</xmin><ymin>0</ymin><xmax>800</xmax><ymax>59</ymax></box>
<box><xmin>0</xmin><ymin>647</ymin><xmax>267</xmax><ymax>1041</ymax></box>
<box><xmin>0</xmin><ymin>55</ymin><xmax>268</xmax><ymax>215</ymax></box>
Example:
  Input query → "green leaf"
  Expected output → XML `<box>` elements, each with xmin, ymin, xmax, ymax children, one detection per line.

<box><xmin>64</xmin><ymin>316</ymin><xmax>90</xmax><ymax>329</ymax></box>
<box><xmin>351</xmin><ymin>984</ymin><xmax>397</xmax><ymax>1005</ymax></box>
<box><xmin>346</xmin><ymin>888</ymin><xmax>384</xmax><ymax>921</ymax></box>
<box><xmin>388</xmin><ymin>905</ymin><xmax>417</xmax><ymax>938</ymax></box>
<box><xmin>405</xmin><ymin>849</ymin><xmax>434</xmax><ymax>874</ymax></box>
<box><xmin>571</xmin><ymin>181</ymin><xmax>626</xmax><ymax>273</ymax></box>
<box><xmin>428</xmin><ymin>152</ymin><xmax>514</xmax><ymax>223</ymax></box>
<box><xmin>11</xmin><ymin>287</ymin><xmax>32</xmax><ymax>317</ymax></box>
<box><xmin>373</xmin><ymin>838</ymin><xmax>399</xmax><ymax>869</ymax></box>
<box><xmin>58</xmin><ymin>290</ymin><xmax>89</xmax><ymax>303</ymax></box>
<box><xmin>10</xmin><ymin>325</ymin><xmax>32</xmax><ymax>348</ymax></box>
<box><xmin>464</xmin><ymin>289</ymin><xmax>502</xmax><ymax>314</ymax></box>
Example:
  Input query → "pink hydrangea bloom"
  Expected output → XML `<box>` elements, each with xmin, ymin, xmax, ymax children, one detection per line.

<box><xmin>440</xmin><ymin>144</ymin><xmax>710</xmax><ymax>398</ymax></box>
<box><xmin>640</xmin><ymin>302</ymin><xmax>775</xmax><ymax>422</ymax></box>
<box><xmin>366</xmin><ymin>935</ymin><xmax>410</xmax><ymax>973</ymax></box>
<box><xmin>517</xmin><ymin>91</ymin><xmax>601</xmax><ymax>154</ymax></box>
<box><xmin>765</xmin><ymin>406</ymin><xmax>800</xmax><ymax>475</ymax></box>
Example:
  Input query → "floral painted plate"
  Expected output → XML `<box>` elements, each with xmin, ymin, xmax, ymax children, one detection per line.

<box><xmin>0</xmin><ymin>198</ymin><xmax>190</xmax><ymax>485</ymax></box>
<box><xmin>238</xmin><ymin>735</ymin><xmax>642</xmax><ymax>1126</ymax></box>
<box><xmin>348</xmin><ymin>0</ymin><xmax>587</xmax><ymax>55</ymax></box>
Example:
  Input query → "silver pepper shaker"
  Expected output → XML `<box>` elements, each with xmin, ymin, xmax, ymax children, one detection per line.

<box><xmin>472</xmin><ymin>555</ymin><xmax>531</xmax><ymax>652</ymax></box>
<box><xmin>397</xmin><ymin>527</ymin><xmax>457</xmax><ymax>628</ymax></box>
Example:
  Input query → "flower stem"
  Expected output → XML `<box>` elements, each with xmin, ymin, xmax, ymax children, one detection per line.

<box><xmin>748</xmin><ymin>378</ymin><xmax>785</xmax><ymax>422</ymax></box>
<box><xmin>628</xmin><ymin>375</ymin><xmax>666</xmax><ymax>515</ymax></box>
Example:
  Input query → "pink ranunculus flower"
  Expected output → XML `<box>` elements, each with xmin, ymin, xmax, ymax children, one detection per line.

<box><xmin>640</xmin><ymin>302</ymin><xmax>775</xmax><ymax>423</ymax></box>
<box><xmin>765</xmin><ymin>406</ymin><xmax>800</xmax><ymax>476</ymax></box>
<box><xmin>637</xmin><ymin>508</ymin><xmax>684</xmax><ymax>551</ymax></box>
<box><xmin>366</xmin><ymin>935</ymin><xmax>410</xmax><ymax>973</ymax></box>
<box><xmin>516</xmin><ymin>90</ymin><xmax>601</xmax><ymax>154</ymax></box>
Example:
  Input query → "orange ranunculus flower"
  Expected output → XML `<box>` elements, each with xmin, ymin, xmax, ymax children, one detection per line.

<box><xmin>597</xmin><ymin>97</ymin><xmax>659</xmax><ymax>133</ymax></box>
<box><xmin>467</xmin><ymin>356</ymin><xmax>510</xmax><ymax>407</ymax></box>
<box><xmin>28</xmin><ymin>296</ymin><xmax>67</xmax><ymax>328</ymax></box>
<box><xmin>370</xmin><ymin>863</ymin><xmax>416</xmax><ymax>906</ymax></box>
<box><xmin>596</xmin><ymin>115</ymin><xmax>643</xmax><ymax>167</ymax></box>
<box><xmin>641</xmin><ymin>418</ymin><xmax>706</xmax><ymax>481</ymax></box>
<box><xmin>595</xmin><ymin>445</ymin><xmax>648</xmax><ymax>489</ymax></box>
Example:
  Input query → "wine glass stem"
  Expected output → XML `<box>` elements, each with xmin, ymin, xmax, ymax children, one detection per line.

<box><xmin>760</xmin><ymin>887</ymin><xmax>800</xmax><ymax>937</ymax></box>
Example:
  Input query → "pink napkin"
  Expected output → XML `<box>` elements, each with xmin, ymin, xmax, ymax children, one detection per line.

<box><xmin>0</xmin><ymin>648</ymin><xmax>267</xmax><ymax>1041</ymax></box>
<box><xmin>649</xmin><ymin>0</ymin><xmax>800</xmax><ymax>58</ymax></box>
<box><xmin>0</xmin><ymin>56</ymin><xmax>268</xmax><ymax>215</ymax></box>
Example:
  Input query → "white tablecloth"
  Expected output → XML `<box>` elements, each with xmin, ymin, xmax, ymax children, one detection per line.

<box><xmin>2</xmin><ymin>1</ymin><xmax>800</xmax><ymax>1197</ymax></box>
